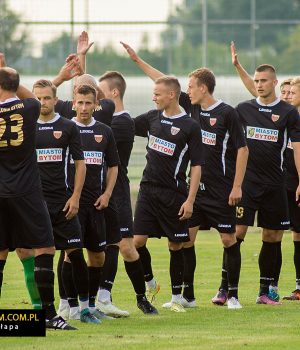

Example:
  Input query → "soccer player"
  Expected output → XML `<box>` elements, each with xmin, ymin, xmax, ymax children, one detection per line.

<box><xmin>121</xmin><ymin>43</ymin><xmax>248</xmax><ymax>309</ymax></box>
<box><xmin>133</xmin><ymin>75</ymin><xmax>204</xmax><ymax>312</ymax></box>
<box><xmin>70</xmin><ymin>84</ymin><xmax>119</xmax><ymax>318</ymax></box>
<box><xmin>0</xmin><ymin>66</ymin><xmax>75</xmax><ymax>330</ymax></box>
<box><xmin>97</xmin><ymin>71</ymin><xmax>157</xmax><ymax>315</ymax></box>
<box><xmin>282</xmin><ymin>77</ymin><xmax>300</xmax><ymax>300</ymax></box>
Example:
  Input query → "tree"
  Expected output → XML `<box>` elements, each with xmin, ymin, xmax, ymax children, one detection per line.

<box><xmin>0</xmin><ymin>0</ymin><xmax>30</xmax><ymax>67</ymax></box>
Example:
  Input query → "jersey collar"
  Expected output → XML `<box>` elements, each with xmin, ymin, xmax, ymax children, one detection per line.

<box><xmin>201</xmin><ymin>99</ymin><xmax>223</xmax><ymax>111</ymax></box>
<box><xmin>0</xmin><ymin>96</ymin><xmax>20</xmax><ymax>105</ymax></box>
<box><xmin>72</xmin><ymin>116</ymin><xmax>96</xmax><ymax>127</ymax></box>
<box><xmin>162</xmin><ymin>110</ymin><xmax>186</xmax><ymax>119</ymax></box>
<box><xmin>38</xmin><ymin>113</ymin><xmax>61</xmax><ymax>124</ymax></box>
<box><xmin>256</xmin><ymin>97</ymin><xmax>281</xmax><ymax>107</ymax></box>
<box><xmin>113</xmin><ymin>110</ymin><xmax>130</xmax><ymax>116</ymax></box>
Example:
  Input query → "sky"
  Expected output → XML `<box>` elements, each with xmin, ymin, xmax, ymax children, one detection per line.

<box><xmin>9</xmin><ymin>0</ymin><xmax>184</xmax><ymax>55</ymax></box>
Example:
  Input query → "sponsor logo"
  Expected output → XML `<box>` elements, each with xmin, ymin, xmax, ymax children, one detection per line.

<box><xmin>94</xmin><ymin>134</ymin><xmax>103</xmax><ymax>143</ymax></box>
<box><xmin>99</xmin><ymin>241</ymin><xmax>106</xmax><ymax>247</ymax></box>
<box><xmin>80</xmin><ymin>129</ymin><xmax>94</xmax><ymax>133</ymax></box>
<box><xmin>281</xmin><ymin>221</ymin><xmax>290</xmax><ymax>225</ymax></box>
<box><xmin>83</xmin><ymin>151</ymin><xmax>103</xmax><ymax>165</ymax></box>
<box><xmin>174</xmin><ymin>232</ymin><xmax>188</xmax><ymax>237</ymax></box>
<box><xmin>38</xmin><ymin>126</ymin><xmax>53</xmax><ymax>130</ymax></box>
<box><xmin>287</xmin><ymin>138</ymin><xmax>293</xmax><ymax>149</ymax></box>
<box><xmin>271</xmin><ymin>114</ymin><xmax>280</xmax><ymax>122</ymax></box>
<box><xmin>67</xmin><ymin>238</ymin><xmax>81</xmax><ymax>243</ymax></box>
<box><xmin>259</xmin><ymin>107</ymin><xmax>272</xmax><ymax>113</ymax></box>
<box><xmin>201</xmin><ymin>129</ymin><xmax>216</xmax><ymax>145</ymax></box>
<box><xmin>200</xmin><ymin>182</ymin><xmax>205</xmax><ymax>191</ymax></box>
<box><xmin>120</xmin><ymin>227</ymin><xmax>129</xmax><ymax>232</ymax></box>
<box><xmin>36</xmin><ymin>148</ymin><xmax>63</xmax><ymax>162</ymax></box>
<box><xmin>218</xmin><ymin>224</ymin><xmax>232</xmax><ymax>228</ymax></box>
<box><xmin>246</xmin><ymin>126</ymin><xmax>278</xmax><ymax>142</ymax></box>
<box><xmin>148</xmin><ymin>134</ymin><xmax>176</xmax><ymax>156</ymax></box>
<box><xmin>53</xmin><ymin>131</ymin><xmax>62</xmax><ymax>139</ymax></box>
<box><xmin>209</xmin><ymin>118</ymin><xmax>217</xmax><ymax>126</ymax></box>
<box><xmin>171</xmin><ymin>126</ymin><xmax>180</xmax><ymax>135</ymax></box>
<box><xmin>161</xmin><ymin>119</ymin><xmax>173</xmax><ymax>125</ymax></box>
<box><xmin>200</xmin><ymin>112</ymin><xmax>210</xmax><ymax>117</ymax></box>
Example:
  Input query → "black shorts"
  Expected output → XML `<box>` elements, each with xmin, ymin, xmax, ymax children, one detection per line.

<box><xmin>134</xmin><ymin>184</ymin><xmax>189</xmax><ymax>243</ymax></box>
<box><xmin>104</xmin><ymin>198</ymin><xmax>122</xmax><ymax>245</ymax></box>
<box><xmin>188</xmin><ymin>183</ymin><xmax>236</xmax><ymax>234</ymax></box>
<box><xmin>78</xmin><ymin>204</ymin><xmax>106</xmax><ymax>252</ymax></box>
<box><xmin>236</xmin><ymin>180</ymin><xmax>290</xmax><ymax>230</ymax></box>
<box><xmin>113</xmin><ymin>182</ymin><xmax>134</xmax><ymax>239</ymax></box>
<box><xmin>0</xmin><ymin>191</ymin><xmax>54</xmax><ymax>250</ymax></box>
<box><xmin>287</xmin><ymin>190</ymin><xmax>300</xmax><ymax>233</ymax></box>
<box><xmin>46</xmin><ymin>202</ymin><xmax>83</xmax><ymax>250</ymax></box>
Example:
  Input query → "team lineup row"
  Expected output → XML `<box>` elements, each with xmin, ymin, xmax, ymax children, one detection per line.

<box><xmin>1</xmin><ymin>32</ymin><xmax>300</xmax><ymax>331</ymax></box>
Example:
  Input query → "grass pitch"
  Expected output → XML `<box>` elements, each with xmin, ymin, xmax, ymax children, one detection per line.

<box><xmin>1</xmin><ymin>229</ymin><xmax>300</xmax><ymax>350</ymax></box>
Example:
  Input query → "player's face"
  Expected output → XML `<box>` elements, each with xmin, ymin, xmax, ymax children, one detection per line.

<box><xmin>98</xmin><ymin>80</ymin><xmax>113</xmax><ymax>99</ymax></box>
<box><xmin>290</xmin><ymin>85</ymin><xmax>300</xmax><ymax>109</ymax></box>
<box><xmin>73</xmin><ymin>93</ymin><xmax>96</xmax><ymax>124</ymax></box>
<box><xmin>33</xmin><ymin>87</ymin><xmax>57</xmax><ymax>117</ymax></box>
<box><xmin>280</xmin><ymin>84</ymin><xmax>291</xmax><ymax>103</ymax></box>
<box><xmin>187</xmin><ymin>76</ymin><xmax>205</xmax><ymax>105</ymax></box>
<box><xmin>152</xmin><ymin>83</ymin><xmax>173</xmax><ymax>110</ymax></box>
<box><xmin>253</xmin><ymin>71</ymin><xmax>277</xmax><ymax>98</ymax></box>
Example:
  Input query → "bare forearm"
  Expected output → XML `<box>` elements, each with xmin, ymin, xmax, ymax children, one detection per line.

<box><xmin>234</xmin><ymin>63</ymin><xmax>257</xmax><ymax>97</ymax></box>
<box><xmin>134</xmin><ymin>56</ymin><xmax>164</xmax><ymax>81</ymax></box>
<box><xmin>187</xmin><ymin>165</ymin><xmax>201</xmax><ymax>203</ymax></box>
<box><xmin>233</xmin><ymin>146</ymin><xmax>248</xmax><ymax>188</ymax></box>
<box><xmin>16</xmin><ymin>84</ymin><xmax>36</xmax><ymax>99</ymax></box>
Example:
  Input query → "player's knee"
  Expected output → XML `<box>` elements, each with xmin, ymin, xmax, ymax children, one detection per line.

<box><xmin>133</xmin><ymin>235</ymin><xmax>148</xmax><ymax>248</ymax></box>
<box><xmin>87</xmin><ymin>251</ymin><xmax>105</xmax><ymax>267</ymax></box>
<box><xmin>262</xmin><ymin>229</ymin><xmax>283</xmax><ymax>242</ymax></box>
<box><xmin>220</xmin><ymin>234</ymin><xmax>236</xmax><ymax>248</ymax></box>
<box><xmin>168</xmin><ymin>241</ymin><xmax>183</xmax><ymax>251</ymax></box>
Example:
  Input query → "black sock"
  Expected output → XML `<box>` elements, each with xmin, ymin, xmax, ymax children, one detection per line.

<box><xmin>272</xmin><ymin>241</ymin><xmax>282</xmax><ymax>287</ymax></box>
<box><xmin>100</xmin><ymin>245</ymin><xmax>119</xmax><ymax>292</ymax></box>
<box><xmin>68</xmin><ymin>249</ymin><xmax>88</xmax><ymax>301</ymax></box>
<box><xmin>62</xmin><ymin>261</ymin><xmax>78</xmax><ymax>307</ymax></box>
<box><xmin>169</xmin><ymin>249</ymin><xmax>184</xmax><ymax>295</ymax></box>
<box><xmin>34</xmin><ymin>254</ymin><xmax>56</xmax><ymax>320</ymax></box>
<box><xmin>258</xmin><ymin>241</ymin><xmax>277</xmax><ymax>296</ymax></box>
<box><xmin>225</xmin><ymin>242</ymin><xmax>241</xmax><ymax>299</ymax></box>
<box><xmin>57</xmin><ymin>251</ymin><xmax>66</xmax><ymax>299</ymax></box>
<box><xmin>0</xmin><ymin>259</ymin><xmax>6</xmax><ymax>297</ymax></box>
<box><xmin>137</xmin><ymin>245</ymin><xmax>153</xmax><ymax>282</ymax></box>
<box><xmin>182</xmin><ymin>246</ymin><xmax>196</xmax><ymax>301</ymax></box>
<box><xmin>124</xmin><ymin>259</ymin><xmax>146</xmax><ymax>297</ymax></box>
<box><xmin>219</xmin><ymin>249</ymin><xmax>228</xmax><ymax>292</ymax></box>
<box><xmin>293</xmin><ymin>241</ymin><xmax>300</xmax><ymax>288</ymax></box>
<box><xmin>88</xmin><ymin>266</ymin><xmax>102</xmax><ymax>307</ymax></box>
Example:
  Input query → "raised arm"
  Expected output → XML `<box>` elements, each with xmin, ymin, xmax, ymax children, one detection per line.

<box><xmin>120</xmin><ymin>41</ymin><xmax>164</xmax><ymax>81</ymax></box>
<box><xmin>231</xmin><ymin>41</ymin><xmax>257</xmax><ymax>97</ymax></box>
<box><xmin>52</xmin><ymin>55</ymin><xmax>82</xmax><ymax>88</ymax></box>
<box><xmin>77</xmin><ymin>31</ymin><xmax>94</xmax><ymax>74</ymax></box>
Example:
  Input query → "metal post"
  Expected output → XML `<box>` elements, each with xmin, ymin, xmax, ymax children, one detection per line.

<box><xmin>202</xmin><ymin>0</ymin><xmax>207</xmax><ymax>67</ymax></box>
<box><xmin>250</xmin><ymin>0</ymin><xmax>256</xmax><ymax>71</ymax></box>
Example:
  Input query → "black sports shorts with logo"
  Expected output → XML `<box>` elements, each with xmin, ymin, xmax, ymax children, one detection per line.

<box><xmin>134</xmin><ymin>184</ymin><xmax>190</xmax><ymax>242</ymax></box>
<box><xmin>0</xmin><ymin>190</ymin><xmax>54</xmax><ymax>249</ymax></box>
<box><xmin>236</xmin><ymin>179</ymin><xmax>290</xmax><ymax>230</ymax></box>
<box><xmin>46</xmin><ymin>202</ymin><xmax>83</xmax><ymax>250</ymax></box>
<box><xmin>188</xmin><ymin>182</ymin><xmax>236</xmax><ymax>234</ymax></box>
<box><xmin>77</xmin><ymin>204</ymin><xmax>106</xmax><ymax>252</ymax></box>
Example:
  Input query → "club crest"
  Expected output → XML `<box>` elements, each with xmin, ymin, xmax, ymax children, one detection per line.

<box><xmin>94</xmin><ymin>135</ymin><xmax>103</xmax><ymax>143</ymax></box>
<box><xmin>171</xmin><ymin>126</ymin><xmax>180</xmax><ymax>135</ymax></box>
<box><xmin>209</xmin><ymin>118</ymin><xmax>217</xmax><ymax>126</ymax></box>
<box><xmin>271</xmin><ymin>114</ymin><xmax>280</xmax><ymax>122</ymax></box>
<box><xmin>53</xmin><ymin>131</ymin><xmax>62</xmax><ymax>139</ymax></box>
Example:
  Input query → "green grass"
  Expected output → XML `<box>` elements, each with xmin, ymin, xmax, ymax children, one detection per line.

<box><xmin>1</xmin><ymin>230</ymin><xmax>300</xmax><ymax>349</ymax></box>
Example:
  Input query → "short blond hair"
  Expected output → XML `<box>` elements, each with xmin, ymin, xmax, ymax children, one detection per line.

<box><xmin>33</xmin><ymin>79</ymin><xmax>57</xmax><ymax>97</ymax></box>
<box><xmin>188</xmin><ymin>68</ymin><xmax>216</xmax><ymax>94</ymax></box>
<box><xmin>155</xmin><ymin>75</ymin><xmax>181</xmax><ymax>99</ymax></box>
<box><xmin>290</xmin><ymin>77</ymin><xmax>300</xmax><ymax>88</ymax></box>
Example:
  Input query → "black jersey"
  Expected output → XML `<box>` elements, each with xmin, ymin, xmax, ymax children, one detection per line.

<box><xmin>69</xmin><ymin>117</ymin><xmax>119</xmax><ymax>204</ymax></box>
<box><xmin>134</xmin><ymin>109</ymin><xmax>204</xmax><ymax>195</ymax></box>
<box><xmin>236</xmin><ymin>98</ymin><xmax>300</xmax><ymax>185</ymax></box>
<box><xmin>0</xmin><ymin>97</ymin><xmax>42</xmax><ymax>197</ymax></box>
<box><xmin>285</xmin><ymin>139</ymin><xmax>298</xmax><ymax>192</ymax></box>
<box><xmin>110</xmin><ymin>111</ymin><xmax>135</xmax><ymax>195</ymax></box>
<box><xmin>180</xmin><ymin>93</ymin><xmax>246</xmax><ymax>188</ymax></box>
<box><xmin>36</xmin><ymin>114</ymin><xmax>84</xmax><ymax>203</ymax></box>
<box><xmin>55</xmin><ymin>99</ymin><xmax>115</xmax><ymax>126</ymax></box>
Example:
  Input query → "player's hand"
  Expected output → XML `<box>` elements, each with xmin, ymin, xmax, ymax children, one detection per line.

<box><xmin>94</xmin><ymin>193</ymin><xmax>110</xmax><ymax>210</ymax></box>
<box><xmin>120</xmin><ymin>41</ymin><xmax>139</xmax><ymax>62</ymax></box>
<box><xmin>58</xmin><ymin>57</ymin><xmax>82</xmax><ymax>82</ymax></box>
<box><xmin>178</xmin><ymin>200</ymin><xmax>193</xmax><ymax>221</ymax></box>
<box><xmin>296</xmin><ymin>185</ymin><xmax>300</xmax><ymax>207</ymax></box>
<box><xmin>231</xmin><ymin>41</ymin><xmax>239</xmax><ymax>67</ymax></box>
<box><xmin>228</xmin><ymin>186</ymin><xmax>242</xmax><ymax>206</ymax></box>
<box><xmin>63</xmin><ymin>196</ymin><xmax>79</xmax><ymax>220</ymax></box>
<box><xmin>77</xmin><ymin>31</ymin><xmax>94</xmax><ymax>55</ymax></box>
<box><xmin>0</xmin><ymin>53</ymin><xmax>6</xmax><ymax>68</ymax></box>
